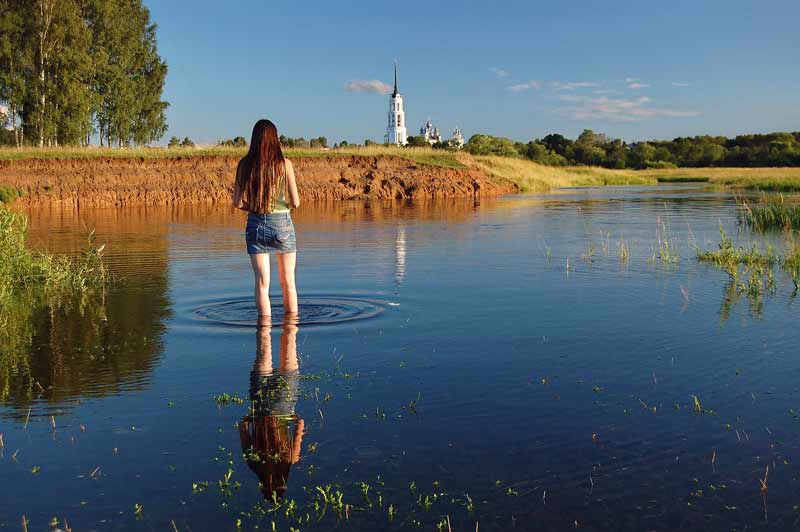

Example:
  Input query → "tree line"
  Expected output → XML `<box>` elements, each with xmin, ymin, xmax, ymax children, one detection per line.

<box><xmin>0</xmin><ymin>0</ymin><xmax>168</xmax><ymax>148</ymax></box>
<box><xmin>465</xmin><ymin>130</ymin><xmax>800</xmax><ymax>168</ymax></box>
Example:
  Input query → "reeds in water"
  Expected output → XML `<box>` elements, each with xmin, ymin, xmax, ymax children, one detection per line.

<box><xmin>740</xmin><ymin>198</ymin><xmax>800</xmax><ymax>232</ymax></box>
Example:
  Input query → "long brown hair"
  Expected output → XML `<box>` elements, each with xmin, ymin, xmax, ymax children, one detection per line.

<box><xmin>235</xmin><ymin>120</ymin><xmax>286</xmax><ymax>213</ymax></box>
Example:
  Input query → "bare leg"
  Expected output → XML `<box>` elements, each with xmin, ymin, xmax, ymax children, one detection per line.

<box><xmin>276</xmin><ymin>252</ymin><xmax>298</xmax><ymax>315</ymax></box>
<box><xmin>253</xmin><ymin>321</ymin><xmax>273</xmax><ymax>374</ymax></box>
<box><xmin>280</xmin><ymin>320</ymin><xmax>299</xmax><ymax>372</ymax></box>
<box><xmin>250</xmin><ymin>253</ymin><xmax>271</xmax><ymax>317</ymax></box>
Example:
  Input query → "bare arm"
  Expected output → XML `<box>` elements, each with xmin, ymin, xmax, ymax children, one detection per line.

<box><xmin>285</xmin><ymin>159</ymin><xmax>300</xmax><ymax>209</ymax></box>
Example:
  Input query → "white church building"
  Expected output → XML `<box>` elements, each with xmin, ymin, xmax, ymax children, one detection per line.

<box><xmin>384</xmin><ymin>64</ymin><xmax>464</xmax><ymax>149</ymax></box>
<box><xmin>385</xmin><ymin>64</ymin><xmax>408</xmax><ymax>146</ymax></box>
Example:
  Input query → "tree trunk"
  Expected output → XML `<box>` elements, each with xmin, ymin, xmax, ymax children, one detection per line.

<box><xmin>11</xmin><ymin>104</ymin><xmax>19</xmax><ymax>147</ymax></box>
<box><xmin>37</xmin><ymin>0</ymin><xmax>55</xmax><ymax>148</ymax></box>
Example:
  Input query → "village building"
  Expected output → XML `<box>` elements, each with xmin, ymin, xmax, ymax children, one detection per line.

<box><xmin>383</xmin><ymin>64</ymin><xmax>465</xmax><ymax>149</ymax></box>
<box><xmin>384</xmin><ymin>64</ymin><xmax>407</xmax><ymax>146</ymax></box>
<box><xmin>450</xmin><ymin>127</ymin><xmax>465</xmax><ymax>149</ymax></box>
<box><xmin>419</xmin><ymin>119</ymin><xmax>442</xmax><ymax>145</ymax></box>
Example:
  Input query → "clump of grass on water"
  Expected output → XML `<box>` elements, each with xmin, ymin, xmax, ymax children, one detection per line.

<box><xmin>0</xmin><ymin>205</ymin><xmax>108</xmax><ymax>300</ymax></box>
<box><xmin>696</xmin><ymin>228</ymin><xmax>800</xmax><ymax>302</ymax></box>
<box><xmin>740</xmin><ymin>198</ymin><xmax>800</xmax><ymax>232</ymax></box>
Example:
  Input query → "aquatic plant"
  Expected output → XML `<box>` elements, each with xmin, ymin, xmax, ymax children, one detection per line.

<box><xmin>0</xmin><ymin>206</ymin><xmax>108</xmax><ymax>299</ymax></box>
<box><xmin>618</xmin><ymin>238</ymin><xmax>630</xmax><ymax>264</ymax></box>
<box><xmin>739</xmin><ymin>198</ymin><xmax>800</xmax><ymax>232</ymax></box>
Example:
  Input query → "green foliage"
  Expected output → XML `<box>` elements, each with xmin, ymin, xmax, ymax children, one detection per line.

<box><xmin>740</xmin><ymin>200</ymin><xmax>800</xmax><ymax>231</ymax></box>
<box><xmin>0</xmin><ymin>184</ymin><xmax>19</xmax><ymax>203</ymax></box>
<box><xmin>466</xmin><ymin>130</ymin><xmax>800</xmax><ymax>170</ymax></box>
<box><xmin>218</xmin><ymin>136</ymin><xmax>247</xmax><ymax>147</ymax></box>
<box><xmin>405</xmin><ymin>135</ymin><xmax>429</xmax><ymax>148</ymax></box>
<box><xmin>464</xmin><ymin>134</ymin><xmax>520</xmax><ymax>157</ymax></box>
<box><xmin>0</xmin><ymin>205</ymin><xmax>107</xmax><ymax>299</ymax></box>
<box><xmin>167</xmin><ymin>136</ymin><xmax>180</xmax><ymax>148</ymax></box>
<box><xmin>0</xmin><ymin>0</ymin><xmax>168</xmax><ymax>148</ymax></box>
<box><xmin>280</xmin><ymin>135</ymin><xmax>328</xmax><ymax>149</ymax></box>
<box><xmin>180</xmin><ymin>137</ymin><xmax>195</xmax><ymax>148</ymax></box>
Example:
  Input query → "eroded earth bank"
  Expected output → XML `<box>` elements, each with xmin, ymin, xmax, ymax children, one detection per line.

<box><xmin>0</xmin><ymin>155</ymin><xmax>517</xmax><ymax>207</ymax></box>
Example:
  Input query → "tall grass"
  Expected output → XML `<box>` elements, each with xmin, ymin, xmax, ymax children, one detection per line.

<box><xmin>0</xmin><ymin>206</ymin><xmax>108</xmax><ymax>300</ymax></box>
<box><xmin>469</xmin><ymin>156</ymin><xmax>657</xmax><ymax>192</ymax></box>
<box><xmin>740</xmin><ymin>200</ymin><xmax>800</xmax><ymax>231</ymax></box>
<box><xmin>0</xmin><ymin>145</ymin><xmax>467</xmax><ymax>168</ymax></box>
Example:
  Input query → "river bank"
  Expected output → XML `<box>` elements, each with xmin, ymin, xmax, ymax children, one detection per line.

<box><xmin>2</xmin><ymin>146</ymin><xmax>800</xmax><ymax>206</ymax></box>
<box><xmin>0</xmin><ymin>153</ymin><xmax>516</xmax><ymax>207</ymax></box>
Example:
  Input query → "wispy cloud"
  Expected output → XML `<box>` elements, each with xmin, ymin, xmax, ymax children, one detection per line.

<box><xmin>627</xmin><ymin>82</ymin><xmax>651</xmax><ymax>89</ymax></box>
<box><xmin>625</xmin><ymin>77</ymin><xmax>639</xmax><ymax>83</ymax></box>
<box><xmin>508</xmin><ymin>80</ymin><xmax>541</xmax><ymax>92</ymax></box>
<box><xmin>671</xmin><ymin>81</ymin><xmax>690</xmax><ymax>87</ymax></box>
<box><xmin>489</xmin><ymin>67</ymin><xmax>511</xmax><ymax>79</ymax></box>
<box><xmin>592</xmin><ymin>89</ymin><xmax>617</xmax><ymax>95</ymax></box>
<box><xmin>553</xmin><ymin>81</ymin><xmax>597</xmax><ymax>91</ymax></box>
<box><xmin>344</xmin><ymin>80</ymin><xmax>392</xmax><ymax>95</ymax></box>
<box><xmin>557</xmin><ymin>95</ymin><xmax>699</xmax><ymax>122</ymax></box>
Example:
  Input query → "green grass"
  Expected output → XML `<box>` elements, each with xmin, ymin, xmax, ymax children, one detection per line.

<box><xmin>696</xmin><ymin>231</ymin><xmax>777</xmax><ymax>269</ymax></box>
<box><xmin>0</xmin><ymin>205</ymin><xmax>108</xmax><ymax>300</ymax></box>
<box><xmin>740</xmin><ymin>201</ymin><xmax>800</xmax><ymax>231</ymax></box>
<box><xmin>0</xmin><ymin>145</ymin><xmax>466</xmax><ymax>169</ymax></box>
<box><xmin>0</xmin><ymin>184</ymin><xmax>19</xmax><ymax>203</ymax></box>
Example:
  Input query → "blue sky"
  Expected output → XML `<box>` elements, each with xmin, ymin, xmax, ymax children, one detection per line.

<box><xmin>148</xmin><ymin>0</ymin><xmax>800</xmax><ymax>145</ymax></box>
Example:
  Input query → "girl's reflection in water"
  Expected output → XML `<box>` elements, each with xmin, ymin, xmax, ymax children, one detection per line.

<box><xmin>239</xmin><ymin>316</ymin><xmax>305</xmax><ymax>500</ymax></box>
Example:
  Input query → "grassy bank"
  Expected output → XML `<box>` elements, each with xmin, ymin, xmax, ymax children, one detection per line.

<box><xmin>2</xmin><ymin>145</ymin><xmax>800</xmax><ymax>193</ymax></box>
<box><xmin>0</xmin><ymin>145</ymin><xmax>467</xmax><ymax>169</ymax></box>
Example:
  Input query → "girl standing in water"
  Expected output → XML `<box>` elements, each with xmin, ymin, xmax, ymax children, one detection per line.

<box><xmin>233</xmin><ymin>119</ymin><xmax>301</xmax><ymax>317</ymax></box>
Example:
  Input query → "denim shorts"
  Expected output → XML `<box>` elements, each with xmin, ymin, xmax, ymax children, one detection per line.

<box><xmin>246</xmin><ymin>212</ymin><xmax>297</xmax><ymax>254</ymax></box>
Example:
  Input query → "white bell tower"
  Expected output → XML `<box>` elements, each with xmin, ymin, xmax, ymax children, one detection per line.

<box><xmin>385</xmin><ymin>63</ymin><xmax>407</xmax><ymax>146</ymax></box>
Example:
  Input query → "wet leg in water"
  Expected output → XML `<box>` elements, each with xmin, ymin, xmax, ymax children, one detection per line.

<box><xmin>276</xmin><ymin>251</ymin><xmax>298</xmax><ymax>315</ymax></box>
<box><xmin>250</xmin><ymin>253</ymin><xmax>271</xmax><ymax>317</ymax></box>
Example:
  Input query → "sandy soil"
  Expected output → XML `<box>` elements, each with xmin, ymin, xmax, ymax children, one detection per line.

<box><xmin>0</xmin><ymin>155</ymin><xmax>517</xmax><ymax>207</ymax></box>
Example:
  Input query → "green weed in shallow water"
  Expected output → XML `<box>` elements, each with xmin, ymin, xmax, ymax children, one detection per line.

<box><xmin>0</xmin><ymin>206</ymin><xmax>108</xmax><ymax>299</ymax></box>
<box><xmin>740</xmin><ymin>198</ymin><xmax>800</xmax><ymax>232</ymax></box>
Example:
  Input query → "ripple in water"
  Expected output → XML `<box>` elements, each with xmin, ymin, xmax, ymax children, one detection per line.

<box><xmin>193</xmin><ymin>296</ymin><xmax>389</xmax><ymax>328</ymax></box>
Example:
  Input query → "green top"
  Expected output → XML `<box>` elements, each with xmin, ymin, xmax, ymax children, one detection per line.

<box><xmin>270</xmin><ymin>186</ymin><xmax>290</xmax><ymax>214</ymax></box>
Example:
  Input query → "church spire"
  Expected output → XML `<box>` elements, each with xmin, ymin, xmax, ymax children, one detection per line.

<box><xmin>392</xmin><ymin>62</ymin><xmax>398</xmax><ymax>97</ymax></box>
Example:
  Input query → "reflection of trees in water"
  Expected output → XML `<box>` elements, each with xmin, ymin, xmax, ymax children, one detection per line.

<box><xmin>0</xmin><ymin>277</ymin><xmax>170</xmax><ymax>420</ymax></box>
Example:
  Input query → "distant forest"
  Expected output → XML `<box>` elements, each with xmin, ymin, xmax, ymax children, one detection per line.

<box><xmin>0</xmin><ymin>0</ymin><xmax>168</xmax><ymax>148</ymax></box>
<box><xmin>464</xmin><ymin>130</ymin><xmax>800</xmax><ymax>169</ymax></box>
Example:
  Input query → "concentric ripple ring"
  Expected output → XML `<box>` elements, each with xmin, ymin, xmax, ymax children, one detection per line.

<box><xmin>192</xmin><ymin>296</ymin><xmax>389</xmax><ymax>328</ymax></box>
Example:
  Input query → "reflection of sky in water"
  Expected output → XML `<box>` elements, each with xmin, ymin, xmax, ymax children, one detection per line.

<box><xmin>3</xmin><ymin>186</ymin><xmax>800</xmax><ymax>531</ymax></box>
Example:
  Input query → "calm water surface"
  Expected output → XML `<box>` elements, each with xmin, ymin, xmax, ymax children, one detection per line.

<box><xmin>2</xmin><ymin>186</ymin><xmax>800</xmax><ymax>531</ymax></box>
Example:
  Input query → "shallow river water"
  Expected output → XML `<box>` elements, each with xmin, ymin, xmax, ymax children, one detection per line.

<box><xmin>2</xmin><ymin>186</ymin><xmax>800</xmax><ymax>531</ymax></box>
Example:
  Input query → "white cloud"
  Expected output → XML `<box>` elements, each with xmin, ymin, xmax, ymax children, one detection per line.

<box><xmin>556</xmin><ymin>95</ymin><xmax>699</xmax><ymax>122</ymax></box>
<box><xmin>344</xmin><ymin>80</ymin><xmax>392</xmax><ymax>95</ymax></box>
<box><xmin>627</xmin><ymin>82</ymin><xmax>651</xmax><ymax>89</ymax></box>
<box><xmin>489</xmin><ymin>67</ymin><xmax>511</xmax><ymax>79</ymax></box>
<box><xmin>624</xmin><ymin>77</ymin><xmax>639</xmax><ymax>83</ymax></box>
<box><xmin>592</xmin><ymin>89</ymin><xmax>617</xmax><ymax>94</ymax></box>
<box><xmin>508</xmin><ymin>80</ymin><xmax>541</xmax><ymax>92</ymax></box>
<box><xmin>671</xmin><ymin>82</ymin><xmax>690</xmax><ymax>87</ymax></box>
<box><xmin>553</xmin><ymin>81</ymin><xmax>597</xmax><ymax>90</ymax></box>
